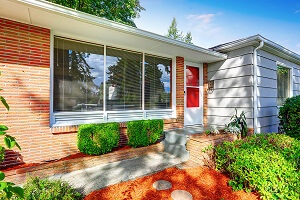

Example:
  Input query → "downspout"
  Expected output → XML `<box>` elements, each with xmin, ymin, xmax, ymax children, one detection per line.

<box><xmin>253</xmin><ymin>40</ymin><xmax>264</xmax><ymax>133</ymax></box>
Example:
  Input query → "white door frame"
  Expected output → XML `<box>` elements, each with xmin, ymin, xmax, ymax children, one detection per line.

<box><xmin>184</xmin><ymin>61</ymin><xmax>203</xmax><ymax>126</ymax></box>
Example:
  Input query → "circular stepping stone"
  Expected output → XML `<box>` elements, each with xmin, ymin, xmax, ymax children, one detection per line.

<box><xmin>152</xmin><ymin>180</ymin><xmax>172</xmax><ymax>190</ymax></box>
<box><xmin>171</xmin><ymin>190</ymin><xmax>193</xmax><ymax>200</ymax></box>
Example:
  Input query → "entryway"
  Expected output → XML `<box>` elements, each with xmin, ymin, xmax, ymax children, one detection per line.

<box><xmin>184</xmin><ymin>62</ymin><xmax>203</xmax><ymax>126</ymax></box>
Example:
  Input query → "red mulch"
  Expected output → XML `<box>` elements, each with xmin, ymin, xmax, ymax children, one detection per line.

<box><xmin>85</xmin><ymin>167</ymin><xmax>259</xmax><ymax>200</ymax></box>
<box><xmin>1</xmin><ymin>145</ymin><xmax>132</xmax><ymax>172</ymax></box>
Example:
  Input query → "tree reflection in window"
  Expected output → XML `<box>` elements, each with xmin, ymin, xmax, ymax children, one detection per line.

<box><xmin>106</xmin><ymin>47</ymin><xmax>143</xmax><ymax>110</ymax></box>
<box><xmin>145</xmin><ymin>55</ymin><xmax>171</xmax><ymax>109</ymax></box>
<box><xmin>54</xmin><ymin>38</ymin><xmax>104</xmax><ymax>111</ymax></box>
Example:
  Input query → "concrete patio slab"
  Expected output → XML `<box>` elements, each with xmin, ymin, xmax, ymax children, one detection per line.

<box><xmin>50</xmin><ymin>152</ymin><xmax>183</xmax><ymax>195</ymax></box>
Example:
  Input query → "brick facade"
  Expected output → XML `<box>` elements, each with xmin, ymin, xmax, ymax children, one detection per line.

<box><xmin>176</xmin><ymin>57</ymin><xmax>185</xmax><ymax>128</ymax></box>
<box><xmin>0</xmin><ymin>18</ymin><xmax>186</xmax><ymax>167</ymax></box>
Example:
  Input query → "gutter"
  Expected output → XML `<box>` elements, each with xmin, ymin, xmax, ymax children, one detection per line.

<box><xmin>11</xmin><ymin>0</ymin><xmax>227</xmax><ymax>59</ymax></box>
<box><xmin>253</xmin><ymin>40</ymin><xmax>264</xmax><ymax>134</ymax></box>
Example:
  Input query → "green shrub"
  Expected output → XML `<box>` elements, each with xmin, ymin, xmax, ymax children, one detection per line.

<box><xmin>279</xmin><ymin>95</ymin><xmax>300</xmax><ymax>139</ymax></box>
<box><xmin>77</xmin><ymin>122</ymin><xmax>119</xmax><ymax>155</ymax></box>
<box><xmin>127</xmin><ymin>119</ymin><xmax>163</xmax><ymax>147</ymax></box>
<box><xmin>0</xmin><ymin>177</ymin><xmax>82</xmax><ymax>200</ymax></box>
<box><xmin>215</xmin><ymin>134</ymin><xmax>300</xmax><ymax>199</ymax></box>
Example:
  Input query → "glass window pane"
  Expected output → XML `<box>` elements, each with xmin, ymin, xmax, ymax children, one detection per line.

<box><xmin>277</xmin><ymin>66</ymin><xmax>290</xmax><ymax>106</ymax></box>
<box><xmin>54</xmin><ymin>38</ymin><xmax>104</xmax><ymax>112</ymax></box>
<box><xmin>186</xmin><ymin>66</ymin><xmax>199</xmax><ymax>86</ymax></box>
<box><xmin>106</xmin><ymin>47</ymin><xmax>143</xmax><ymax>110</ymax></box>
<box><xmin>145</xmin><ymin>55</ymin><xmax>172</xmax><ymax>110</ymax></box>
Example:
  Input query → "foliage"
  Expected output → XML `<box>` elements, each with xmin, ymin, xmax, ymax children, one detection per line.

<box><xmin>278</xmin><ymin>95</ymin><xmax>300</xmax><ymax>139</ymax></box>
<box><xmin>205</xmin><ymin>130</ymin><xmax>211</xmax><ymax>135</ymax></box>
<box><xmin>225</xmin><ymin>108</ymin><xmax>248</xmax><ymax>137</ymax></box>
<box><xmin>77</xmin><ymin>123</ymin><xmax>119</xmax><ymax>155</ymax></box>
<box><xmin>224</xmin><ymin>124</ymin><xmax>241</xmax><ymax>135</ymax></box>
<box><xmin>184</xmin><ymin>31</ymin><xmax>193</xmax><ymax>44</ymax></box>
<box><xmin>0</xmin><ymin>73</ymin><xmax>23</xmax><ymax>199</ymax></box>
<box><xmin>215</xmin><ymin>134</ymin><xmax>300</xmax><ymax>199</ymax></box>
<box><xmin>127</xmin><ymin>119</ymin><xmax>163</xmax><ymax>147</ymax></box>
<box><xmin>47</xmin><ymin>0</ymin><xmax>144</xmax><ymax>27</ymax></box>
<box><xmin>209</xmin><ymin>125</ymin><xmax>219</xmax><ymax>134</ymax></box>
<box><xmin>0</xmin><ymin>177</ymin><xmax>82</xmax><ymax>200</ymax></box>
<box><xmin>166</xmin><ymin>17</ymin><xmax>193</xmax><ymax>44</ymax></box>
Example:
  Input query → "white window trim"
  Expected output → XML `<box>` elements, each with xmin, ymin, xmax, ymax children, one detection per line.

<box><xmin>276</xmin><ymin>61</ymin><xmax>293</xmax><ymax>108</ymax></box>
<box><xmin>50</xmin><ymin>36</ymin><xmax>176</xmax><ymax>127</ymax></box>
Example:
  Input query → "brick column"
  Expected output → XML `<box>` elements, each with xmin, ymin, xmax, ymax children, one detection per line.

<box><xmin>203</xmin><ymin>63</ymin><xmax>208</xmax><ymax>127</ymax></box>
<box><xmin>176</xmin><ymin>57</ymin><xmax>184</xmax><ymax>128</ymax></box>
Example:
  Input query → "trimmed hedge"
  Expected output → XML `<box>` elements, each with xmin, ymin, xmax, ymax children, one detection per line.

<box><xmin>77</xmin><ymin>122</ymin><xmax>119</xmax><ymax>155</ymax></box>
<box><xmin>127</xmin><ymin>119</ymin><xmax>163</xmax><ymax>147</ymax></box>
<box><xmin>0</xmin><ymin>177</ymin><xmax>82</xmax><ymax>200</ymax></box>
<box><xmin>279</xmin><ymin>95</ymin><xmax>300</xmax><ymax>139</ymax></box>
<box><xmin>215</xmin><ymin>134</ymin><xmax>300</xmax><ymax>199</ymax></box>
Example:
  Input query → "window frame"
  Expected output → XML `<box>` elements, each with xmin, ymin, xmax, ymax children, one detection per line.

<box><xmin>50</xmin><ymin>34</ymin><xmax>175</xmax><ymax>126</ymax></box>
<box><xmin>276</xmin><ymin>61</ymin><xmax>293</xmax><ymax>107</ymax></box>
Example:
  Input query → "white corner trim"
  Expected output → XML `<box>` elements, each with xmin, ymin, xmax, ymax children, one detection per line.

<box><xmin>253</xmin><ymin>40</ymin><xmax>264</xmax><ymax>134</ymax></box>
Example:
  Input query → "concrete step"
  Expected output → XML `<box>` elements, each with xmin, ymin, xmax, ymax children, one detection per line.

<box><xmin>163</xmin><ymin>141</ymin><xmax>190</xmax><ymax>161</ymax></box>
<box><xmin>164</xmin><ymin>131</ymin><xmax>187</xmax><ymax>146</ymax></box>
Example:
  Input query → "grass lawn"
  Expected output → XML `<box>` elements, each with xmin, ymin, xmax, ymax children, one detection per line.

<box><xmin>85</xmin><ymin>166</ymin><xmax>259</xmax><ymax>200</ymax></box>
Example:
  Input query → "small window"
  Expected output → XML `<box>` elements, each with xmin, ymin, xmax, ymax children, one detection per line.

<box><xmin>277</xmin><ymin>66</ymin><xmax>291</xmax><ymax>106</ymax></box>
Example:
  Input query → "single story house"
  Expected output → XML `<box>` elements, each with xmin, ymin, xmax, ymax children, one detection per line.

<box><xmin>0</xmin><ymin>0</ymin><xmax>299</xmax><ymax>167</ymax></box>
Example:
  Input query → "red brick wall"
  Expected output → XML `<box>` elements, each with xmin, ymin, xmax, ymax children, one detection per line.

<box><xmin>0</xmin><ymin>18</ymin><xmax>185</xmax><ymax>167</ymax></box>
<box><xmin>176</xmin><ymin>57</ymin><xmax>185</xmax><ymax>128</ymax></box>
<box><xmin>0</xmin><ymin>18</ymin><xmax>79</xmax><ymax>167</ymax></box>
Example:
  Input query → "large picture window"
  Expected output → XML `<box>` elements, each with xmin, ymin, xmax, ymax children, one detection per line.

<box><xmin>54</xmin><ymin>37</ymin><xmax>104</xmax><ymax>111</ymax></box>
<box><xmin>106</xmin><ymin>47</ymin><xmax>143</xmax><ymax>110</ymax></box>
<box><xmin>277</xmin><ymin>65</ymin><xmax>291</xmax><ymax>106</ymax></box>
<box><xmin>145</xmin><ymin>55</ymin><xmax>172</xmax><ymax>109</ymax></box>
<box><xmin>53</xmin><ymin>37</ymin><xmax>172</xmax><ymax>115</ymax></box>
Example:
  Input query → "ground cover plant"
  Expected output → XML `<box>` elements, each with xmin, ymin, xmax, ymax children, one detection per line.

<box><xmin>0</xmin><ymin>177</ymin><xmax>82</xmax><ymax>200</ymax></box>
<box><xmin>279</xmin><ymin>95</ymin><xmax>300</xmax><ymax>139</ymax></box>
<box><xmin>77</xmin><ymin>122</ymin><xmax>119</xmax><ymax>155</ymax></box>
<box><xmin>215</xmin><ymin>134</ymin><xmax>300</xmax><ymax>200</ymax></box>
<box><xmin>127</xmin><ymin>119</ymin><xmax>163</xmax><ymax>147</ymax></box>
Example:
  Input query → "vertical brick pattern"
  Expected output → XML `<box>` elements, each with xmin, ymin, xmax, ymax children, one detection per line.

<box><xmin>203</xmin><ymin>63</ymin><xmax>208</xmax><ymax>126</ymax></box>
<box><xmin>176</xmin><ymin>57</ymin><xmax>185</xmax><ymax>128</ymax></box>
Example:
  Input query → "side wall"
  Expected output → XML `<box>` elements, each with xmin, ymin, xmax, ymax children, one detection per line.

<box><xmin>207</xmin><ymin>46</ymin><xmax>254</xmax><ymax>127</ymax></box>
<box><xmin>256</xmin><ymin>49</ymin><xmax>300</xmax><ymax>133</ymax></box>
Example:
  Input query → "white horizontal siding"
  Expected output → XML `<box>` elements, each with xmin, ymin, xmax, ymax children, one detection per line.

<box><xmin>207</xmin><ymin>47</ymin><xmax>254</xmax><ymax>128</ymax></box>
<box><xmin>255</xmin><ymin>49</ymin><xmax>300</xmax><ymax>133</ymax></box>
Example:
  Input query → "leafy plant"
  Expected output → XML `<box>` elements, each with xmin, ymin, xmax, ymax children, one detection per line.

<box><xmin>226</xmin><ymin>108</ymin><xmax>248</xmax><ymax>137</ymax></box>
<box><xmin>77</xmin><ymin>123</ymin><xmax>120</xmax><ymax>155</ymax></box>
<box><xmin>0</xmin><ymin>177</ymin><xmax>82</xmax><ymax>200</ymax></box>
<box><xmin>127</xmin><ymin>119</ymin><xmax>163</xmax><ymax>147</ymax></box>
<box><xmin>278</xmin><ymin>95</ymin><xmax>300</xmax><ymax>139</ymax></box>
<box><xmin>205</xmin><ymin>130</ymin><xmax>211</xmax><ymax>135</ymax></box>
<box><xmin>215</xmin><ymin>134</ymin><xmax>300</xmax><ymax>199</ymax></box>
<box><xmin>209</xmin><ymin>125</ymin><xmax>219</xmax><ymax>134</ymax></box>
<box><xmin>0</xmin><ymin>72</ymin><xmax>23</xmax><ymax>199</ymax></box>
<box><xmin>224</xmin><ymin>124</ymin><xmax>241</xmax><ymax>135</ymax></box>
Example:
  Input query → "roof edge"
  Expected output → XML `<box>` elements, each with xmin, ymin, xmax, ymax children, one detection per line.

<box><xmin>11</xmin><ymin>0</ymin><xmax>227</xmax><ymax>59</ymax></box>
<box><xmin>210</xmin><ymin>35</ymin><xmax>300</xmax><ymax>64</ymax></box>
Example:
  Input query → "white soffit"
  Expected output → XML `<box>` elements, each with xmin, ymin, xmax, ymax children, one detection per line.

<box><xmin>1</xmin><ymin>0</ymin><xmax>227</xmax><ymax>63</ymax></box>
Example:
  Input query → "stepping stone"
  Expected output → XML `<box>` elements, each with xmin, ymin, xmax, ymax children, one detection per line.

<box><xmin>171</xmin><ymin>190</ymin><xmax>193</xmax><ymax>200</ymax></box>
<box><xmin>152</xmin><ymin>180</ymin><xmax>172</xmax><ymax>190</ymax></box>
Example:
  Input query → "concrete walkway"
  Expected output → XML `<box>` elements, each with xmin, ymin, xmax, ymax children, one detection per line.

<box><xmin>50</xmin><ymin>152</ymin><xmax>183</xmax><ymax>195</ymax></box>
